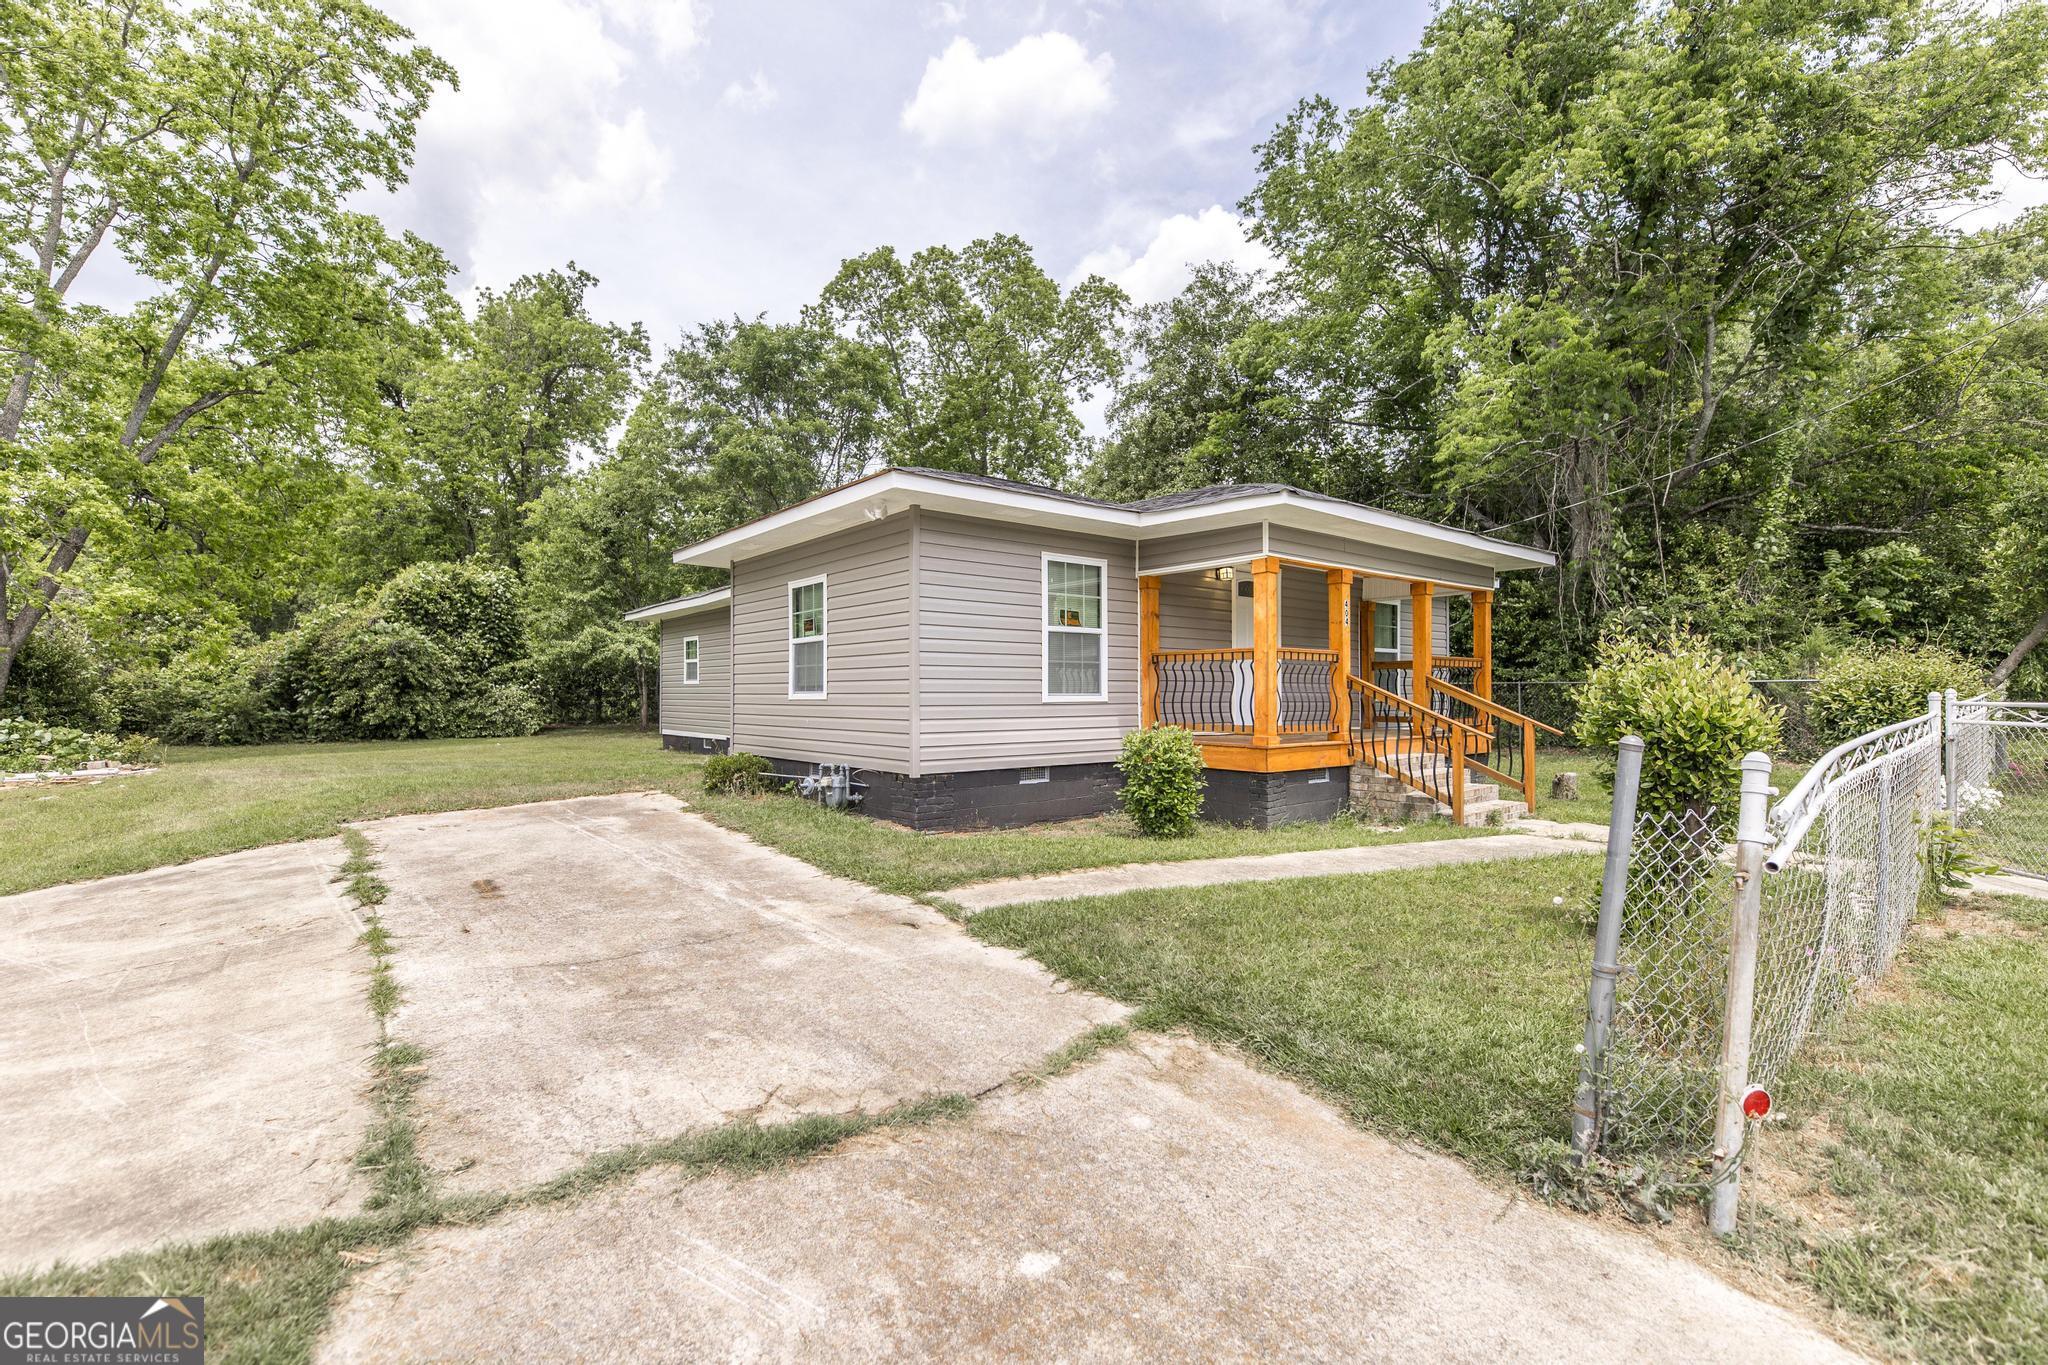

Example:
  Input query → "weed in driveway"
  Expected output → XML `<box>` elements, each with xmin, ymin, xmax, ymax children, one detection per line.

<box><xmin>338</xmin><ymin>829</ymin><xmax>430</xmax><ymax>1216</ymax></box>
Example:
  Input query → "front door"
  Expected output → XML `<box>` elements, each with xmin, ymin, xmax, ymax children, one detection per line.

<box><xmin>1230</xmin><ymin>575</ymin><xmax>1255</xmax><ymax>647</ymax></box>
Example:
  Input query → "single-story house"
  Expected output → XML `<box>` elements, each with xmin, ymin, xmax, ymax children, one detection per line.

<box><xmin>624</xmin><ymin>467</ymin><xmax>1557</xmax><ymax>830</ymax></box>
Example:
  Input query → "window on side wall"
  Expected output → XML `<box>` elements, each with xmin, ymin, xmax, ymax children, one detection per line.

<box><xmin>1043</xmin><ymin>555</ymin><xmax>1105</xmax><ymax>700</ymax></box>
<box><xmin>789</xmin><ymin>577</ymin><xmax>826</xmax><ymax>697</ymax></box>
<box><xmin>683</xmin><ymin>636</ymin><xmax>700</xmax><ymax>685</ymax></box>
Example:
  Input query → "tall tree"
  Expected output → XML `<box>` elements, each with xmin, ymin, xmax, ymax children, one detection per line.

<box><xmin>1246</xmin><ymin>0</ymin><xmax>2048</xmax><ymax>646</ymax></box>
<box><xmin>620</xmin><ymin>316</ymin><xmax>890</xmax><ymax>542</ymax></box>
<box><xmin>398</xmin><ymin>265</ymin><xmax>647</xmax><ymax>563</ymax></box>
<box><xmin>0</xmin><ymin>0</ymin><xmax>455</xmax><ymax>704</ymax></box>
<box><xmin>812</xmin><ymin>233</ymin><xmax>1126</xmax><ymax>486</ymax></box>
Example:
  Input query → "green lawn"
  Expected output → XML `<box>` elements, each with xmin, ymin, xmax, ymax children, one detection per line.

<box><xmin>971</xmin><ymin>855</ymin><xmax>1605</xmax><ymax>1169</ymax></box>
<box><xmin>0</xmin><ymin>729</ymin><xmax>688</xmax><ymax>896</ymax></box>
<box><xmin>1756</xmin><ymin>893</ymin><xmax>2048</xmax><ymax>1362</ymax></box>
<box><xmin>0</xmin><ymin>727</ymin><xmax>1484</xmax><ymax>898</ymax></box>
<box><xmin>1527</xmin><ymin>748</ymin><xmax>1809</xmax><ymax>830</ymax></box>
<box><xmin>688</xmin><ymin>785</ymin><xmax>1479</xmax><ymax>899</ymax></box>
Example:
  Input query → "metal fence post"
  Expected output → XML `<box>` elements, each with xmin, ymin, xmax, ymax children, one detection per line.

<box><xmin>1571</xmin><ymin>734</ymin><xmax>1644</xmax><ymax>1164</ymax></box>
<box><xmin>1943</xmin><ymin>688</ymin><xmax>1960</xmax><ymax>823</ymax></box>
<box><xmin>1709</xmin><ymin>751</ymin><xmax>1774</xmax><ymax>1236</ymax></box>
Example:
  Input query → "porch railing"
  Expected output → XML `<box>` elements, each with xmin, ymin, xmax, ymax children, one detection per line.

<box><xmin>1370</xmin><ymin>656</ymin><xmax>1482</xmax><ymax>700</ymax></box>
<box><xmin>1150</xmin><ymin>648</ymin><xmax>1339</xmax><ymax>735</ymax></box>
<box><xmin>1420</xmin><ymin>675</ymin><xmax>1563</xmax><ymax>808</ymax></box>
<box><xmin>1346</xmin><ymin>673</ymin><xmax>1481</xmax><ymax>825</ymax></box>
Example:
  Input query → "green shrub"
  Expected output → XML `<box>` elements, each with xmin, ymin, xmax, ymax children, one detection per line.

<box><xmin>703</xmin><ymin>752</ymin><xmax>774</xmax><ymax>794</ymax></box>
<box><xmin>0</xmin><ymin>718</ymin><xmax>120</xmax><ymax>772</ymax></box>
<box><xmin>1574</xmin><ymin>632</ymin><xmax>1783</xmax><ymax>827</ymax></box>
<box><xmin>115</xmin><ymin>734</ymin><xmax>166</xmax><ymax>767</ymax></box>
<box><xmin>1116</xmin><ymin>726</ymin><xmax>1207</xmax><ymax>836</ymax></box>
<box><xmin>375</xmin><ymin>560</ymin><xmax>527</xmax><ymax>674</ymax></box>
<box><xmin>106</xmin><ymin>649</ymin><xmax>292</xmax><ymax>746</ymax></box>
<box><xmin>1808</xmin><ymin>642</ymin><xmax>1980</xmax><ymax>750</ymax></box>
<box><xmin>4</xmin><ymin>622</ymin><xmax>116</xmax><ymax>730</ymax></box>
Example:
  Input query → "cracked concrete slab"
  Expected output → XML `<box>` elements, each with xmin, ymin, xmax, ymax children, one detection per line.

<box><xmin>358</xmin><ymin>793</ymin><xmax>1124</xmax><ymax>1194</ymax></box>
<box><xmin>942</xmin><ymin>832</ymin><xmax>1599</xmax><ymax>913</ymax></box>
<box><xmin>319</xmin><ymin>1034</ymin><xmax>1861</xmax><ymax>1363</ymax></box>
<box><xmin>0</xmin><ymin>840</ymin><xmax>374</xmax><ymax>1274</ymax></box>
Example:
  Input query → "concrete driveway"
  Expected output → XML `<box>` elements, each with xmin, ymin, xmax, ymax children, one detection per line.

<box><xmin>357</xmin><ymin>793</ymin><xmax>1124</xmax><ymax>1193</ymax></box>
<box><xmin>0</xmin><ymin>792</ymin><xmax>1862</xmax><ymax>1360</ymax></box>
<box><xmin>0</xmin><ymin>840</ymin><xmax>374</xmax><ymax>1273</ymax></box>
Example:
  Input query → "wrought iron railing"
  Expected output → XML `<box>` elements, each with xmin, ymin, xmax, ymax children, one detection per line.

<box><xmin>1152</xmin><ymin>648</ymin><xmax>1252</xmax><ymax>732</ymax></box>
<box><xmin>1347</xmin><ymin>673</ymin><xmax>1481</xmax><ymax>824</ymax></box>
<box><xmin>1420</xmin><ymin>675</ymin><xmax>1561</xmax><ymax>809</ymax></box>
<box><xmin>1370</xmin><ymin>656</ymin><xmax>1482</xmax><ymax>700</ymax></box>
<box><xmin>1150</xmin><ymin>648</ymin><xmax>1339</xmax><ymax>735</ymax></box>
<box><xmin>1278</xmin><ymin>648</ymin><xmax>1337</xmax><ymax>734</ymax></box>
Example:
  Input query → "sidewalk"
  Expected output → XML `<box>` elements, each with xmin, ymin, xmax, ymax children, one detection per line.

<box><xmin>941</xmin><ymin>831</ymin><xmax>1602</xmax><ymax>914</ymax></box>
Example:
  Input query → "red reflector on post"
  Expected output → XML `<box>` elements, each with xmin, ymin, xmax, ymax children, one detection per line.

<box><xmin>1741</xmin><ymin>1086</ymin><xmax>1772</xmax><ymax>1120</ymax></box>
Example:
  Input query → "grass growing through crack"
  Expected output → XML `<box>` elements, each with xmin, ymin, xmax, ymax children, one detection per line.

<box><xmin>338</xmin><ymin>829</ymin><xmax>430</xmax><ymax>1215</ymax></box>
<box><xmin>0</xmin><ymin>1098</ymin><xmax>978</xmax><ymax>1365</ymax></box>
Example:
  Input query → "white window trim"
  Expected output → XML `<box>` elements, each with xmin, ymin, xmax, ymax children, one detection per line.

<box><xmin>682</xmin><ymin>635</ymin><xmax>701</xmax><ymax>685</ymax></box>
<box><xmin>788</xmin><ymin>573</ymin><xmax>827</xmax><ymax>699</ymax></box>
<box><xmin>1041</xmin><ymin>551</ymin><xmax>1108</xmax><ymax>703</ymax></box>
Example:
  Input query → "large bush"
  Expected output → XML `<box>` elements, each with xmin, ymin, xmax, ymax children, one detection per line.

<box><xmin>1116</xmin><ymin>726</ymin><xmax>1206</xmax><ymax>836</ymax></box>
<box><xmin>106</xmin><ymin>648</ymin><xmax>292</xmax><ymax>745</ymax></box>
<box><xmin>3</xmin><ymin>623</ymin><xmax>116</xmax><ymax>730</ymax></box>
<box><xmin>1574</xmin><ymin>633</ymin><xmax>1783</xmax><ymax>825</ymax></box>
<box><xmin>103</xmin><ymin>559</ymin><xmax>544</xmax><ymax>746</ymax></box>
<box><xmin>1808</xmin><ymin>643</ymin><xmax>1981</xmax><ymax>750</ymax></box>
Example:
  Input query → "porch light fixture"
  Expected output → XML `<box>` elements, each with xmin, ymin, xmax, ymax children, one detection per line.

<box><xmin>1214</xmin><ymin>567</ymin><xmax>1234</xmax><ymax>583</ymax></box>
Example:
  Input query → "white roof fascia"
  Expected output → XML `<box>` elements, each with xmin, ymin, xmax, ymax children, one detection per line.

<box><xmin>621</xmin><ymin>587</ymin><xmax>732</xmax><ymax>622</ymax></box>
<box><xmin>670</xmin><ymin>471</ymin><xmax>1554</xmax><ymax>573</ymax></box>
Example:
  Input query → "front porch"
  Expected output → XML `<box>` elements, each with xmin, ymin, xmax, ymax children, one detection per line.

<box><xmin>1137</xmin><ymin>555</ymin><xmax>1556</xmax><ymax>823</ymax></box>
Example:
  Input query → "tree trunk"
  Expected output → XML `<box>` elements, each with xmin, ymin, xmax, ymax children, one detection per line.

<box><xmin>0</xmin><ymin>637</ymin><xmax>17</xmax><ymax>710</ymax></box>
<box><xmin>637</xmin><ymin>662</ymin><xmax>648</xmax><ymax>731</ymax></box>
<box><xmin>1990</xmin><ymin>606</ymin><xmax>2048</xmax><ymax>689</ymax></box>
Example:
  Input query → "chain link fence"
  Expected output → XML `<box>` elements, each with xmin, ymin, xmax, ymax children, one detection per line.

<box><xmin>1949</xmin><ymin>694</ymin><xmax>2048</xmax><ymax>880</ymax></box>
<box><xmin>1573</xmin><ymin>697</ymin><xmax>1947</xmax><ymax>1230</ymax></box>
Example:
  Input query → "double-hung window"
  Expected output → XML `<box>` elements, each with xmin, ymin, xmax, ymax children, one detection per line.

<box><xmin>1043</xmin><ymin>555</ymin><xmax>1105</xmax><ymax>701</ymax></box>
<box><xmin>682</xmin><ymin>636</ymin><xmax>701</xmax><ymax>685</ymax></box>
<box><xmin>789</xmin><ymin>576</ymin><xmax>826</xmax><ymax>697</ymax></box>
<box><xmin>1373</xmin><ymin>602</ymin><xmax>1400</xmax><ymax>657</ymax></box>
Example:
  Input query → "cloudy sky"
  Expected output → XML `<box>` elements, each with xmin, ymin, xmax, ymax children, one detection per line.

<box><xmin>362</xmin><ymin>0</ymin><xmax>1433</xmax><ymax>344</ymax></box>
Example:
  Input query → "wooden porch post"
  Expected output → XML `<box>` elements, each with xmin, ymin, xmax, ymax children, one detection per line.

<box><xmin>1410</xmin><ymin>580</ymin><xmax>1434</xmax><ymax>704</ymax></box>
<box><xmin>1252</xmin><ymin>556</ymin><xmax>1280</xmax><ymax>747</ymax></box>
<box><xmin>1471</xmin><ymin>587</ymin><xmax>1494</xmax><ymax>703</ymax></box>
<box><xmin>1139</xmin><ymin>575</ymin><xmax>1161</xmax><ymax>727</ymax></box>
<box><xmin>1327</xmin><ymin>567</ymin><xmax>1353</xmax><ymax>740</ymax></box>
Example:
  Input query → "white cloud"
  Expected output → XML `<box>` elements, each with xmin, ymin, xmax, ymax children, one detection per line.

<box><xmin>721</xmin><ymin>70</ymin><xmax>778</xmax><ymax>111</ymax></box>
<box><xmin>900</xmin><ymin>32</ymin><xmax>1113</xmax><ymax>150</ymax></box>
<box><xmin>1072</xmin><ymin>205</ymin><xmax>1278</xmax><ymax>306</ymax></box>
<box><xmin>544</xmin><ymin>109</ymin><xmax>670</xmax><ymax>213</ymax></box>
<box><xmin>599</xmin><ymin>0</ymin><xmax>708</xmax><ymax>60</ymax></box>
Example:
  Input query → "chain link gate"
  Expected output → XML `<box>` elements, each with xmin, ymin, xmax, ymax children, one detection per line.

<box><xmin>1572</xmin><ymin>695</ymin><xmax>1947</xmax><ymax>1232</ymax></box>
<box><xmin>1948</xmin><ymin>691</ymin><xmax>2048</xmax><ymax>880</ymax></box>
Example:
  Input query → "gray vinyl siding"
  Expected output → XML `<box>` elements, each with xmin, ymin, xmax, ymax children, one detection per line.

<box><xmin>917</xmin><ymin>512</ymin><xmax>1139</xmax><ymax>773</ymax></box>
<box><xmin>1136</xmin><ymin>524</ymin><xmax>1264</xmax><ymax>574</ymax></box>
<box><xmin>1280</xmin><ymin>565</ymin><xmax>1329</xmax><ymax>649</ymax></box>
<box><xmin>730</xmin><ymin>516</ymin><xmax>912</xmax><ymax>771</ymax></box>
<box><xmin>659</xmin><ymin>612</ymin><xmax>730</xmax><ymax>738</ymax></box>
<box><xmin>1265</xmin><ymin>525</ymin><xmax>1495</xmax><ymax>590</ymax></box>
<box><xmin>1158</xmin><ymin>571</ymin><xmax>1230</xmax><ymax>649</ymax></box>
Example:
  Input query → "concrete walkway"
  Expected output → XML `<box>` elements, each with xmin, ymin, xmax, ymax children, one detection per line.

<box><xmin>1969</xmin><ymin>871</ymin><xmax>2048</xmax><ymax>902</ymax></box>
<box><xmin>942</xmin><ymin>832</ymin><xmax>1601</xmax><ymax>914</ymax></box>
